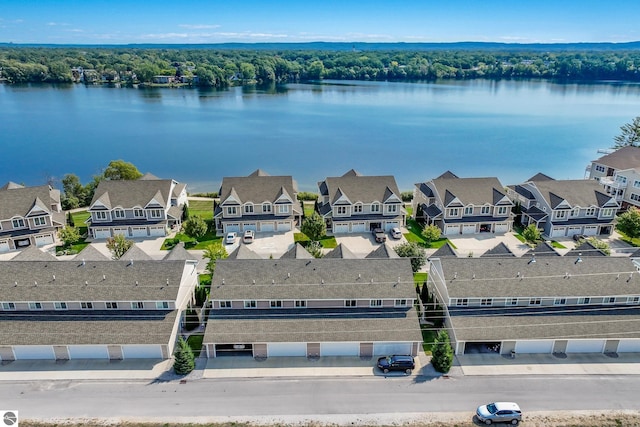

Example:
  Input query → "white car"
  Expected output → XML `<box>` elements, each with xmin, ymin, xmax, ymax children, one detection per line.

<box><xmin>225</xmin><ymin>232</ymin><xmax>237</xmax><ymax>244</ymax></box>
<box><xmin>476</xmin><ymin>402</ymin><xmax>522</xmax><ymax>425</ymax></box>
<box><xmin>390</xmin><ymin>227</ymin><xmax>403</xmax><ymax>239</ymax></box>
<box><xmin>242</xmin><ymin>229</ymin><xmax>255</xmax><ymax>244</ymax></box>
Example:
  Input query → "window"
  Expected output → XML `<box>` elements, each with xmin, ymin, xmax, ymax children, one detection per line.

<box><xmin>579</xmin><ymin>297</ymin><xmax>591</xmax><ymax>305</ymax></box>
<box><xmin>370</xmin><ymin>299</ymin><xmax>382</xmax><ymax>307</ymax></box>
<box><xmin>570</xmin><ymin>208</ymin><xmax>580</xmax><ymax>217</ymax></box>
<box><xmin>54</xmin><ymin>302</ymin><xmax>67</xmax><ymax>310</ymax></box>
<box><xmin>149</xmin><ymin>209</ymin><xmax>162</xmax><ymax>218</ymax></box>
<box><xmin>278</xmin><ymin>205</ymin><xmax>289</xmax><ymax>214</ymax></box>
<box><xmin>395</xmin><ymin>299</ymin><xmax>408</xmax><ymax>307</ymax></box>
<box><xmin>29</xmin><ymin>302</ymin><xmax>43</xmax><ymax>310</ymax></box>
<box><xmin>481</xmin><ymin>206</ymin><xmax>491</xmax><ymax>215</ymax></box>
<box><xmin>555</xmin><ymin>210</ymin><xmax>567</xmax><ymax>219</ymax></box>
<box><xmin>497</xmin><ymin>206</ymin><xmax>508</xmax><ymax>215</ymax></box>
<box><xmin>447</xmin><ymin>208</ymin><xmax>459</xmax><ymax>217</ymax></box>
<box><xmin>371</xmin><ymin>203</ymin><xmax>380</xmax><ymax>213</ymax></box>
<box><xmin>627</xmin><ymin>296</ymin><xmax>640</xmax><ymax>305</ymax></box>
<box><xmin>113</xmin><ymin>209</ymin><xmax>125</xmax><ymax>219</ymax></box>
<box><xmin>529</xmin><ymin>298</ymin><xmax>541</xmax><ymax>306</ymax></box>
<box><xmin>12</xmin><ymin>218</ymin><xmax>25</xmax><ymax>228</ymax></box>
<box><xmin>262</xmin><ymin>203</ymin><xmax>272</xmax><ymax>213</ymax></box>
<box><xmin>586</xmin><ymin>207</ymin><xmax>596</xmax><ymax>216</ymax></box>
<box><xmin>106</xmin><ymin>302</ymin><xmax>118</xmax><ymax>309</ymax></box>
<box><xmin>336</xmin><ymin>206</ymin><xmax>347</xmax><ymax>215</ymax></box>
<box><xmin>131</xmin><ymin>301</ymin><xmax>144</xmax><ymax>309</ymax></box>
<box><xmin>156</xmin><ymin>301</ymin><xmax>169</xmax><ymax>309</ymax></box>
<box><xmin>94</xmin><ymin>211</ymin><xmax>108</xmax><ymax>220</ymax></box>
<box><xmin>295</xmin><ymin>300</ymin><xmax>307</xmax><ymax>308</ymax></box>
<box><xmin>244</xmin><ymin>204</ymin><xmax>254</xmax><ymax>214</ymax></box>
<box><xmin>464</xmin><ymin>206</ymin><xmax>473</xmax><ymax>215</ymax></box>
<box><xmin>456</xmin><ymin>298</ymin><xmax>468</xmax><ymax>306</ymax></box>
<box><xmin>602</xmin><ymin>208</ymin><xmax>614</xmax><ymax>217</ymax></box>
<box><xmin>133</xmin><ymin>208</ymin><xmax>145</xmax><ymax>218</ymax></box>
<box><xmin>554</xmin><ymin>298</ymin><xmax>566</xmax><ymax>306</ymax></box>
<box><xmin>33</xmin><ymin>216</ymin><xmax>47</xmax><ymax>226</ymax></box>
<box><xmin>81</xmin><ymin>302</ymin><xmax>94</xmax><ymax>309</ymax></box>
<box><xmin>353</xmin><ymin>204</ymin><xmax>363</xmax><ymax>213</ymax></box>
<box><xmin>345</xmin><ymin>299</ymin><xmax>357</xmax><ymax>307</ymax></box>
<box><xmin>244</xmin><ymin>300</ymin><xmax>257</xmax><ymax>308</ymax></box>
<box><xmin>1</xmin><ymin>302</ymin><xmax>16</xmax><ymax>310</ymax></box>
<box><xmin>506</xmin><ymin>298</ymin><xmax>518</xmax><ymax>306</ymax></box>
<box><xmin>595</xmin><ymin>165</ymin><xmax>605</xmax><ymax>173</ymax></box>
<box><xmin>631</xmin><ymin>193</ymin><xmax>640</xmax><ymax>202</ymax></box>
<box><xmin>226</xmin><ymin>207</ymin><xmax>237</xmax><ymax>215</ymax></box>
<box><xmin>219</xmin><ymin>301</ymin><xmax>232</xmax><ymax>308</ymax></box>
<box><xmin>386</xmin><ymin>204</ymin><xmax>398</xmax><ymax>213</ymax></box>
<box><xmin>604</xmin><ymin>297</ymin><xmax>616</xmax><ymax>304</ymax></box>
<box><xmin>480</xmin><ymin>298</ymin><xmax>493</xmax><ymax>306</ymax></box>
<box><xmin>270</xmin><ymin>300</ymin><xmax>283</xmax><ymax>308</ymax></box>
<box><xmin>634</xmin><ymin>180</ymin><xmax>640</xmax><ymax>189</ymax></box>
<box><xmin>616</xmin><ymin>175</ymin><xmax>627</xmax><ymax>184</ymax></box>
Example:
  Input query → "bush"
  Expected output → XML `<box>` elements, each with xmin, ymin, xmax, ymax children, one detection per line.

<box><xmin>522</xmin><ymin>223</ymin><xmax>542</xmax><ymax>244</ymax></box>
<box><xmin>421</xmin><ymin>224</ymin><xmax>441</xmax><ymax>246</ymax></box>
<box><xmin>183</xmin><ymin>216</ymin><xmax>207</xmax><ymax>239</ymax></box>
<box><xmin>431</xmin><ymin>329</ymin><xmax>454</xmax><ymax>373</ymax></box>
<box><xmin>401</xmin><ymin>191</ymin><xmax>413</xmax><ymax>202</ymax></box>
<box><xmin>394</xmin><ymin>241</ymin><xmax>427</xmax><ymax>272</ymax></box>
<box><xmin>173</xmin><ymin>337</ymin><xmax>195</xmax><ymax>375</ymax></box>
<box><xmin>297</xmin><ymin>191</ymin><xmax>319</xmax><ymax>201</ymax></box>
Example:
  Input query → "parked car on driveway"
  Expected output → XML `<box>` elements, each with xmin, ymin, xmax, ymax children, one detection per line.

<box><xmin>476</xmin><ymin>402</ymin><xmax>522</xmax><ymax>425</ymax></box>
<box><xmin>225</xmin><ymin>232</ymin><xmax>237</xmax><ymax>244</ymax></box>
<box><xmin>390</xmin><ymin>227</ymin><xmax>402</xmax><ymax>239</ymax></box>
<box><xmin>572</xmin><ymin>234</ymin><xmax>585</xmax><ymax>241</ymax></box>
<box><xmin>376</xmin><ymin>354</ymin><xmax>415</xmax><ymax>374</ymax></box>
<box><xmin>242</xmin><ymin>230</ymin><xmax>255</xmax><ymax>244</ymax></box>
<box><xmin>372</xmin><ymin>227</ymin><xmax>387</xmax><ymax>243</ymax></box>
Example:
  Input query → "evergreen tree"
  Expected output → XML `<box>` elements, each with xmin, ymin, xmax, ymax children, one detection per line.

<box><xmin>431</xmin><ymin>329</ymin><xmax>454</xmax><ymax>373</ymax></box>
<box><xmin>300</xmin><ymin>212</ymin><xmax>326</xmax><ymax>242</ymax></box>
<box><xmin>173</xmin><ymin>337</ymin><xmax>195</xmax><ymax>375</ymax></box>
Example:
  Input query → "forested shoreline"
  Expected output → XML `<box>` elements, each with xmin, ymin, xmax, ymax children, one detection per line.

<box><xmin>1</xmin><ymin>45</ymin><xmax>640</xmax><ymax>87</ymax></box>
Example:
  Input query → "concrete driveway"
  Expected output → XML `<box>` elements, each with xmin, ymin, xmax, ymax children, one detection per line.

<box><xmin>447</xmin><ymin>233</ymin><xmax>530</xmax><ymax>257</ymax></box>
<box><xmin>246</xmin><ymin>231</ymin><xmax>295</xmax><ymax>258</ymax></box>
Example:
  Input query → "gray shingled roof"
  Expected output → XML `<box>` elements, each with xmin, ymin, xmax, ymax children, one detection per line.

<box><xmin>163</xmin><ymin>242</ymin><xmax>196</xmax><ymax>261</ymax></box>
<box><xmin>0</xmin><ymin>185</ymin><xmax>59</xmax><ymax>220</ymax></box>
<box><xmin>11</xmin><ymin>247</ymin><xmax>58</xmax><ymax>261</ymax></box>
<box><xmin>74</xmin><ymin>245</ymin><xmax>110</xmax><ymax>261</ymax></box>
<box><xmin>481</xmin><ymin>242</ymin><xmax>515</xmax><ymax>258</ymax></box>
<box><xmin>280</xmin><ymin>243</ymin><xmax>313</xmax><ymax>259</ymax></box>
<box><xmin>365</xmin><ymin>243</ymin><xmax>400</xmax><ymax>259</ymax></box>
<box><xmin>529</xmin><ymin>179</ymin><xmax>617</xmax><ymax>208</ymax></box>
<box><xmin>227</xmin><ymin>245</ymin><xmax>263</xmax><ymax>259</ymax></box>
<box><xmin>525</xmin><ymin>241</ymin><xmax>560</xmax><ymax>257</ymax></box>
<box><xmin>319</xmin><ymin>172</ymin><xmax>401</xmax><ymax>205</ymax></box>
<box><xmin>324</xmin><ymin>244</ymin><xmax>357</xmax><ymax>259</ymax></box>
<box><xmin>90</xmin><ymin>178</ymin><xmax>174</xmax><ymax>210</ymax></box>
<box><xmin>121</xmin><ymin>243</ymin><xmax>154</xmax><ymax>261</ymax></box>
<box><xmin>218</xmin><ymin>172</ymin><xmax>300</xmax><ymax>212</ymax></box>
<box><xmin>592</xmin><ymin>146</ymin><xmax>640</xmax><ymax>171</ymax></box>
<box><xmin>210</xmin><ymin>258</ymin><xmax>415</xmax><ymax>300</ymax></box>
<box><xmin>430</xmin><ymin>177</ymin><xmax>509</xmax><ymax>207</ymax></box>
<box><xmin>429</xmin><ymin>243</ymin><xmax>458</xmax><ymax>258</ymax></box>
<box><xmin>0</xmin><ymin>260</ymin><xmax>188</xmax><ymax>302</ymax></box>
<box><xmin>436</xmin><ymin>257</ymin><xmax>638</xmax><ymax>298</ymax></box>
<box><xmin>527</xmin><ymin>172</ymin><xmax>554</xmax><ymax>181</ymax></box>
<box><xmin>0</xmin><ymin>181</ymin><xmax>25</xmax><ymax>190</ymax></box>
<box><xmin>565</xmin><ymin>241</ymin><xmax>607</xmax><ymax>257</ymax></box>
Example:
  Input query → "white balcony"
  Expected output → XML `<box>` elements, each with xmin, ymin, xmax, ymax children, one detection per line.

<box><xmin>600</xmin><ymin>177</ymin><xmax>627</xmax><ymax>190</ymax></box>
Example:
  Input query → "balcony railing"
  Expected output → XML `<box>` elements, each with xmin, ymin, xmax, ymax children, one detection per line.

<box><xmin>600</xmin><ymin>177</ymin><xmax>627</xmax><ymax>189</ymax></box>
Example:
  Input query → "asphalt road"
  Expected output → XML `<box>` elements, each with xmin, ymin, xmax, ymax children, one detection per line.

<box><xmin>2</xmin><ymin>375</ymin><xmax>640</xmax><ymax>422</ymax></box>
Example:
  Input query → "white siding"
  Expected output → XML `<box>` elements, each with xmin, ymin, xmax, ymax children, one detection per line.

<box><xmin>13</xmin><ymin>345</ymin><xmax>55</xmax><ymax>360</ymax></box>
<box><xmin>515</xmin><ymin>340</ymin><xmax>554</xmax><ymax>354</ymax></box>
<box><xmin>320</xmin><ymin>342</ymin><xmax>360</xmax><ymax>356</ymax></box>
<box><xmin>566</xmin><ymin>340</ymin><xmax>605</xmax><ymax>353</ymax></box>
<box><xmin>122</xmin><ymin>345</ymin><xmax>163</xmax><ymax>359</ymax></box>
<box><xmin>68</xmin><ymin>345</ymin><xmax>110</xmax><ymax>359</ymax></box>
<box><xmin>617</xmin><ymin>340</ymin><xmax>640</xmax><ymax>353</ymax></box>
<box><xmin>267</xmin><ymin>342</ymin><xmax>306</xmax><ymax>357</ymax></box>
<box><xmin>373</xmin><ymin>342</ymin><xmax>412</xmax><ymax>356</ymax></box>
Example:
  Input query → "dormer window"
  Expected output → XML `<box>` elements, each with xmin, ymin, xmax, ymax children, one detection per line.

<box><xmin>149</xmin><ymin>209</ymin><xmax>162</xmax><ymax>218</ymax></box>
<box><xmin>262</xmin><ymin>203</ymin><xmax>272</xmax><ymax>213</ymax></box>
<box><xmin>481</xmin><ymin>205</ymin><xmax>491</xmax><ymax>215</ymax></box>
<box><xmin>555</xmin><ymin>210</ymin><xmax>567</xmax><ymax>219</ymax></box>
<box><xmin>353</xmin><ymin>204</ymin><xmax>363</xmax><ymax>213</ymax></box>
<box><xmin>244</xmin><ymin>203</ymin><xmax>254</xmax><ymax>214</ymax></box>
<box><xmin>278</xmin><ymin>205</ymin><xmax>289</xmax><ymax>214</ymax></box>
<box><xmin>114</xmin><ymin>209</ymin><xmax>125</xmax><ymax>219</ymax></box>
<box><xmin>226</xmin><ymin>206</ymin><xmax>237</xmax><ymax>215</ymax></box>
<box><xmin>371</xmin><ymin>203</ymin><xmax>380</xmax><ymax>213</ymax></box>
<box><xmin>586</xmin><ymin>207</ymin><xmax>596</xmax><ymax>216</ymax></box>
<box><xmin>33</xmin><ymin>216</ymin><xmax>47</xmax><ymax>226</ymax></box>
<box><xmin>336</xmin><ymin>206</ymin><xmax>347</xmax><ymax>215</ymax></box>
<box><xmin>94</xmin><ymin>211</ymin><xmax>108</xmax><ymax>221</ymax></box>
<box><xmin>447</xmin><ymin>208</ymin><xmax>459</xmax><ymax>217</ymax></box>
<box><xmin>133</xmin><ymin>208</ymin><xmax>145</xmax><ymax>218</ymax></box>
<box><xmin>464</xmin><ymin>206</ymin><xmax>473</xmax><ymax>215</ymax></box>
<box><xmin>570</xmin><ymin>208</ymin><xmax>580</xmax><ymax>217</ymax></box>
<box><xmin>601</xmin><ymin>208</ymin><xmax>614</xmax><ymax>217</ymax></box>
<box><xmin>12</xmin><ymin>217</ymin><xmax>25</xmax><ymax>228</ymax></box>
<box><xmin>386</xmin><ymin>204</ymin><xmax>398</xmax><ymax>213</ymax></box>
<box><xmin>496</xmin><ymin>206</ymin><xmax>508</xmax><ymax>215</ymax></box>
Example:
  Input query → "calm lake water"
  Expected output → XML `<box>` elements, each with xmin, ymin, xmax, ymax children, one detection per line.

<box><xmin>1</xmin><ymin>79</ymin><xmax>640</xmax><ymax>193</ymax></box>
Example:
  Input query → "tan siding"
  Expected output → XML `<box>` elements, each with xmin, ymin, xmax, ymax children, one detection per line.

<box><xmin>108</xmin><ymin>345</ymin><xmax>123</xmax><ymax>360</ymax></box>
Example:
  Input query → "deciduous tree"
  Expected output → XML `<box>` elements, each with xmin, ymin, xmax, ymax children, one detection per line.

<box><xmin>301</xmin><ymin>212</ymin><xmax>326</xmax><ymax>242</ymax></box>
<box><xmin>183</xmin><ymin>216</ymin><xmax>208</xmax><ymax>239</ymax></box>
<box><xmin>617</xmin><ymin>207</ymin><xmax>640</xmax><ymax>239</ymax></box>
<box><xmin>58</xmin><ymin>226</ymin><xmax>80</xmax><ymax>248</ymax></box>
<box><xmin>106</xmin><ymin>234</ymin><xmax>133</xmax><ymax>259</ymax></box>
<box><xmin>203</xmin><ymin>242</ymin><xmax>228</xmax><ymax>274</ymax></box>
<box><xmin>394</xmin><ymin>241</ymin><xmax>427</xmax><ymax>272</ymax></box>
<box><xmin>522</xmin><ymin>224</ymin><xmax>542</xmax><ymax>244</ymax></box>
<box><xmin>103</xmin><ymin>159</ymin><xmax>143</xmax><ymax>181</ymax></box>
<box><xmin>421</xmin><ymin>224</ymin><xmax>442</xmax><ymax>246</ymax></box>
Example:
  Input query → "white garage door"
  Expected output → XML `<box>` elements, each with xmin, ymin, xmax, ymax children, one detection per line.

<box><xmin>445</xmin><ymin>225</ymin><xmax>459</xmax><ymax>235</ymax></box>
<box><xmin>616</xmin><ymin>340</ymin><xmax>640</xmax><ymax>353</ymax></box>
<box><xmin>495</xmin><ymin>223</ymin><xmax>509</xmax><ymax>233</ymax></box>
<box><xmin>566</xmin><ymin>340</ymin><xmax>605</xmax><ymax>353</ymax></box>
<box><xmin>566</xmin><ymin>226</ymin><xmax>582</xmax><ymax>237</ymax></box>
<box><xmin>584</xmin><ymin>226</ymin><xmax>598</xmax><ymax>236</ymax></box>
<box><xmin>515</xmin><ymin>340</ymin><xmax>554</xmax><ymax>354</ymax></box>
<box><xmin>277</xmin><ymin>221</ymin><xmax>291</xmax><ymax>231</ymax></box>
<box><xmin>550</xmin><ymin>227</ymin><xmax>565</xmax><ymax>238</ymax></box>
<box><xmin>0</xmin><ymin>240</ymin><xmax>10</xmax><ymax>253</ymax></box>
<box><xmin>226</xmin><ymin>223</ymin><xmax>240</xmax><ymax>233</ymax></box>
<box><xmin>385</xmin><ymin>221</ymin><xmax>399</xmax><ymax>231</ymax></box>
<box><xmin>320</xmin><ymin>342</ymin><xmax>360</xmax><ymax>356</ymax></box>
<box><xmin>351</xmin><ymin>222</ymin><xmax>366</xmax><ymax>232</ymax></box>
<box><xmin>94</xmin><ymin>229</ymin><xmax>111</xmax><ymax>239</ymax></box>
<box><xmin>35</xmin><ymin>234</ymin><xmax>54</xmax><ymax>247</ymax></box>
<box><xmin>333</xmin><ymin>223</ymin><xmax>349</xmax><ymax>234</ymax></box>
<box><xmin>68</xmin><ymin>345</ymin><xmax>109</xmax><ymax>359</ymax></box>
<box><xmin>268</xmin><ymin>342</ymin><xmax>307</xmax><ymax>357</ymax></box>
<box><xmin>149</xmin><ymin>226</ymin><xmax>166</xmax><ymax>237</ymax></box>
<box><xmin>122</xmin><ymin>345</ymin><xmax>163</xmax><ymax>359</ymax></box>
<box><xmin>113</xmin><ymin>228</ymin><xmax>129</xmax><ymax>237</ymax></box>
<box><xmin>373</xmin><ymin>342</ymin><xmax>413</xmax><ymax>356</ymax></box>
<box><xmin>131</xmin><ymin>227</ymin><xmax>148</xmax><ymax>238</ymax></box>
<box><xmin>243</xmin><ymin>223</ymin><xmax>257</xmax><ymax>232</ymax></box>
<box><xmin>462</xmin><ymin>224</ymin><xmax>476</xmax><ymax>234</ymax></box>
<box><xmin>260</xmin><ymin>222</ymin><xmax>275</xmax><ymax>232</ymax></box>
<box><xmin>13</xmin><ymin>345</ymin><xmax>55</xmax><ymax>360</ymax></box>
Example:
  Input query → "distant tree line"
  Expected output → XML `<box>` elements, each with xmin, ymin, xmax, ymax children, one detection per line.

<box><xmin>1</xmin><ymin>47</ymin><xmax>640</xmax><ymax>86</ymax></box>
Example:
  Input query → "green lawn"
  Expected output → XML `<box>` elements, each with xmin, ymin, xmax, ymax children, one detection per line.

<box><xmin>70</xmin><ymin>210</ymin><xmax>90</xmax><ymax>236</ymax></box>
<box><xmin>294</xmin><ymin>232</ymin><xmax>338</xmax><ymax>249</ymax></box>
<box><xmin>513</xmin><ymin>233</ymin><xmax>526</xmax><ymax>243</ymax></box>
<box><xmin>186</xmin><ymin>334</ymin><xmax>204</xmax><ymax>357</ymax></box>
<box><xmin>413</xmin><ymin>272</ymin><xmax>428</xmax><ymax>286</ymax></box>
<box><xmin>421</xmin><ymin>327</ymin><xmax>437</xmax><ymax>355</ymax></box>
<box><xmin>618</xmin><ymin>229</ymin><xmax>640</xmax><ymax>247</ymax></box>
<box><xmin>162</xmin><ymin>223</ymin><xmax>221</xmax><ymax>250</ymax></box>
<box><xmin>303</xmin><ymin>201</ymin><xmax>315</xmax><ymax>218</ymax></box>
<box><xmin>404</xmin><ymin>219</ymin><xmax>454</xmax><ymax>249</ymax></box>
<box><xmin>550</xmin><ymin>240</ymin><xmax>566</xmax><ymax>249</ymax></box>
<box><xmin>187</xmin><ymin>199</ymin><xmax>214</xmax><ymax>220</ymax></box>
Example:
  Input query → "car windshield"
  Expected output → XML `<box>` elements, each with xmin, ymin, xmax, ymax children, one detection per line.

<box><xmin>486</xmin><ymin>403</ymin><xmax>498</xmax><ymax>414</ymax></box>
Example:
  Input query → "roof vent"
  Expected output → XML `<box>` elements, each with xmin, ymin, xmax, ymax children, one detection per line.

<box><xmin>34</xmin><ymin>281</ymin><xmax>37</xmax><ymax>287</ymax></box>
<box><xmin>14</xmin><ymin>281</ymin><xmax>17</xmax><ymax>287</ymax></box>
<box><xmin>628</xmin><ymin>273</ymin><xmax>633</xmax><ymax>282</ymax></box>
<box><xmin>82</xmin><ymin>259</ymin><xmax>85</xmax><ymax>266</ymax></box>
<box><xmin>516</xmin><ymin>271</ymin><xmax>520</xmax><ymax>278</ymax></box>
<box><xmin>85</xmin><ymin>280</ymin><xmax>88</xmax><ymax>285</ymax></box>
<box><xmin>472</xmin><ymin>274</ymin><xmax>476</xmax><ymax>280</ymax></box>
<box><xmin>252</xmin><ymin>279</ymin><xmax>256</xmax><ymax>285</ymax></box>
<box><xmin>528</xmin><ymin>255</ymin><xmax>536</xmax><ymax>264</ymax></box>
<box><xmin>287</xmin><ymin>272</ymin><xmax>290</xmax><ymax>278</ymax></box>
<box><xmin>52</xmin><ymin>275</ymin><xmax>55</xmax><ymax>281</ymax></box>
<box><xmin>222</xmin><ymin>278</ymin><xmax>225</xmax><ymax>285</ymax></box>
<box><xmin>321</xmin><ymin>279</ymin><xmax>325</xmax><ymax>284</ymax></box>
<box><xmin>129</xmin><ymin>259</ymin><xmax>134</xmax><ymax>266</ymax></box>
<box><xmin>272</xmin><ymin>279</ymin><xmax>275</xmax><ymax>284</ymax></box>
<box><xmin>135</xmin><ymin>280</ymin><xmax>138</xmax><ymax>286</ymax></box>
<box><xmin>166</xmin><ymin>278</ymin><xmax>169</xmax><ymax>285</ymax></box>
<box><xmin>358</xmin><ymin>273</ymin><xmax>361</xmax><ymax>279</ymax></box>
<box><xmin>575</xmin><ymin>253</ymin><xmax>583</xmax><ymax>264</ymax></box>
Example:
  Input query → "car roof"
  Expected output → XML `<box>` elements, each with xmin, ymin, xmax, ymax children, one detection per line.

<box><xmin>494</xmin><ymin>402</ymin><xmax>521</xmax><ymax>411</ymax></box>
<box><xmin>391</xmin><ymin>355</ymin><xmax>413</xmax><ymax>360</ymax></box>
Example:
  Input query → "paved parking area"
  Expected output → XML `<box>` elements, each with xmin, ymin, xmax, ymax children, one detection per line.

<box><xmin>447</xmin><ymin>233</ymin><xmax>530</xmax><ymax>257</ymax></box>
<box><xmin>246</xmin><ymin>231</ymin><xmax>295</xmax><ymax>258</ymax></box>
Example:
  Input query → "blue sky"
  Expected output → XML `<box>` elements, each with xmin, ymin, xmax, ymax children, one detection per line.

<box><xmin>1</xmin><ymin>0</ymin><xmax>638</xmax><ymax>45</ymax></box>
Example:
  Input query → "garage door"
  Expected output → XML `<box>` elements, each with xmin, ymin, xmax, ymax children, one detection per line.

<box><xmin>515</xmin><ymin>340</ymin><xmax>554</xmax><ymax>354</ymax></box>
<box><xmin>550</xmin><ymin>227</ymin><xmax>565</xmax><ymax>238</ymax></box>
<box><xmin>113</xmin><ymin>228</ymin><xmax>129</xmax><ymax>237</ymax></box>
<box><xmin>13</xmin><ymin>345</ymin><xmax>55</xmax><ymax>360</ymax></box>
<box><xmin>566</xmin><ymin>226</ymin><xmax>582</xmax><ymax>237</ymax></box>
<box><xmin>68</xmin><ymin>345</ymin><xmax>109</xmax><ymax>359</ymax></box>
<box><xmin>566</xmin><ymin>340</ymin><xmax>605</xmax><ymax>353</ymax></box>
<box><xmin>385</xmin><ymin>221</ymin><xmax>399</xmax><ymax>231</ymax></box>
<box><xmin>122</xmin><ymin>345</ymin><xmax>163</xmax><ymax>359</ymax></box>
<box><xmin>0</xmin><ymin>240</ymin><xmax>10</xmax><ymax>253</ymax></box>
<box><xmin>268</xmin><ymin>342</ymin><xmax>307</xmax><ymax>357</ymax></box>
<box><xmin>373</xmin><ymin>342</ymin><xmax>413</xmax><ymax>356</ymax></box>
<box><xmin>260</xmin><ymin>222</ymin><xmax>275</xmax><ymax>232</ymax></box>
<box><xmin>351</xmin><ymin>222</ymin><xmax>366</xmax><ymax>232</ymax></box>
<box><xmin>94</xmin><ymin>229</ymin><xmax>111</xmax><ymax>239</ymax></box>
<box><xmin>35</xmin><ymin>234</ymin><xmax>54</xmax><ymax>247</ymax></box>
<box><xmin>617</xmin><ymin>340</ymin><xmax>640</xmax><ymax>353</ymax></box>
<box><xmin>584</xmin><ymin>226</ymin><xmax>598</xmax><ymax>236</ymax></box>
<box><xmin>444</xmin><ymin>225</ymin><xmax>459</xmax><ymax>235</ymax></box>
<box><xmin>226</xmin><ymin>223</ymin><xmax>240</xmax><ymax>233</ymax></box>
<box><xmin>243</xmin><ymin>223</ymin><xmax>257</xmax><ymax>232</ymax></box>
<box><xmin>333</xmin><ymin>223</ymin><xmax>349</xmax><ymax>234</ymax></box>
<box><xmin>131</xmin><ymin>227</ymin><xmax>148</xmax><ymax>238</ymax></box>
<box><xmin>462</xmin><ymin>224</ymin><xmax>476</xmax><ymax>234</ymax></box>
<box><xmin>495</xmin><ymin>223</ymin><xmax>509</xmax><ymax>233</ymax></box>
<box><xmin>277</xmin><ymin>221</ymin><xmax>291</xmax><ymax>232</ymax></box>
<box><xmin>320</xmin><ymin>342</ymin><xmax>360</xmax><ymax>356</ymax></box>
<box><xmin>149</xmin><ymin>226</ymin><xmax>166</xmax><ymax>237</ymax></box>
